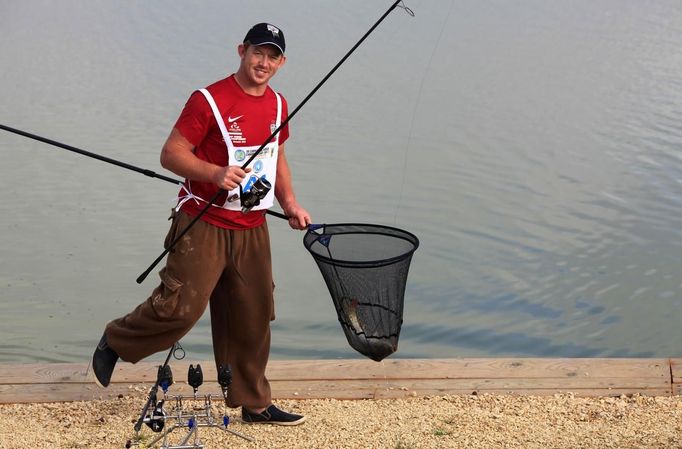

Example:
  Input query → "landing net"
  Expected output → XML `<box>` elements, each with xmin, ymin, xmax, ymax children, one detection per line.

<box><xmin>303</xmin><ymin>223</ymin><xmax>419</xmax><ymax>361</ymax></box>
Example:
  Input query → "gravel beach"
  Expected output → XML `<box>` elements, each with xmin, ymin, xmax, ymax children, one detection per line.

<box><xmin>1</xmin><ymin>393</ymin><xmax>681</xmax><ymax>449</ymax></box>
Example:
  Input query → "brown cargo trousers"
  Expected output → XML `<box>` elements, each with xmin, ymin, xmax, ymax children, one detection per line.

<box><xmin>105</xmin><ymin>210</ymin><xmax>275</xmax><ymax>409</ymax></box>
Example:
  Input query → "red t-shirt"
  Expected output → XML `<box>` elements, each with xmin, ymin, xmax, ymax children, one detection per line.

<box><xmin>173</xmin><ymin>75</ymin><xmax>289</xmax><ymax>229</ymax></box>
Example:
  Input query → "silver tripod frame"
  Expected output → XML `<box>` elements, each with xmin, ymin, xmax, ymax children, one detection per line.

<box><xmin>128</xmin><ymin>392</ymin><xmax>254</xmax><ymax>449</ymax></box>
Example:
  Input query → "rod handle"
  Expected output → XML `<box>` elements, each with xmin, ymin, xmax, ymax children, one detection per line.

<box><xmin>136</xmin><ymin>251</ymin><xmax>167</xmax><ymax>284</ymax></box>
<box><xmin>266</xmin><ymin>210</ymin><xmax>288</xmax><ymax>220</ymax></box>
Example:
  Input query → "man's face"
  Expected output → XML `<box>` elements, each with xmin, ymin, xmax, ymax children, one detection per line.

<box><xmin>238</xmin><ymin>44</ymin><xmax>286</xmax><ymax>86</ymax></box>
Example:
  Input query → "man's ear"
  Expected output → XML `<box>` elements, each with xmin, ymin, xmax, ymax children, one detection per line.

<box><xmin>237</xmin><ymin>43</ymin><xmax>246</xmax><ymax>57</ymax></box>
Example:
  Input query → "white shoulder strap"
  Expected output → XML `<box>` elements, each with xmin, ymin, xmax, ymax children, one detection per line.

<box><xmin>197</xmin><ymin>88</ymin><xmax>235</xmax><ymax>151</ymax></box>
<box><xmin>274</xmin><ymin>92</ymin><xmax>282</xmax><ymax>137</ymax></box>
<box><xmin>199</xmin><ymin>87</ymin><xmax>282</xmax><ymax>147</ymax></box>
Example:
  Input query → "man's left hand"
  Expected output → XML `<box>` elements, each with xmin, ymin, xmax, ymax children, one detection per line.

<box><xmin>284</xmin><ymin>204</ymin><xmax>311</xmax><ymax>230</ymax></box>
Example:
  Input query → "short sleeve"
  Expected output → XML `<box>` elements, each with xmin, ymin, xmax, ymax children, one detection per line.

<box><xmin>174</xmin><ymin>91</ymin><xmax>213</xmax><ymax>147</ymax></box>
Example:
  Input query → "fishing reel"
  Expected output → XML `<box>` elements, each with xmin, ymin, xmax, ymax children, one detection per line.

<box><xmin>143</xmin><ymin>364</ymin><xmax>174</xmax><ymax>433</ymax></box>
<box><xmin>239</xmin><ymin>176</ymin><xmax>271</xmax><ymax>213</ymax></box>
<box><xmin>146</xmin><ymin>400</ymin><xmax>167</xmax><ymax>433</ymax></box>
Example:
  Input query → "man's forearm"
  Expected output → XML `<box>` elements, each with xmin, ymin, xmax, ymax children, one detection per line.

<box><xmin>160</xmin><ymin>128</ymin><xmax>221</xmax><ymax>184</ymax></box>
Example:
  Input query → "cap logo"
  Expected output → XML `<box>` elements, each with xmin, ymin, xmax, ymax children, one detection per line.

<box><xmin>266</xmin><ymin>24</ymin><xmax>280</xmax><ymax>37</ymax></box>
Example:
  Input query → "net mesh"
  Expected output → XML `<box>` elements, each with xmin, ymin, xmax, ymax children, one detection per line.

<box><xmin>303</xmin><ymin>223</ymin><xmax>419</xmax><ymax>361</ymax></box>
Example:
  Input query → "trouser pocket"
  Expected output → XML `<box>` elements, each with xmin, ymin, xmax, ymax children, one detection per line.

<box><xmin>150</xmin><ymin>267</ymin><xmax>183</xmax><ymax>319</ymax></box>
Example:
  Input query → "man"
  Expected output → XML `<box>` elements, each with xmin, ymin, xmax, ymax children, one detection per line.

<box><xmin>92</xmin><ymin>22</ymin><xmax>311</xmax><ymax>425</ymax></box>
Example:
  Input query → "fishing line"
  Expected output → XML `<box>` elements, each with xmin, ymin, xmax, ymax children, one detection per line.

<box><xmin>137</xmin><ymin>0</ymin><xmax>415</xmax><ymax>284</ymax></box>
<box><xmin>398</xmin><ymin>1</ymin><xmax>415</xmax><ymax>16</ymax></box>
<box><xmin>392</xmin><ymin>0</ymin><xmax>455</xmax><ymax>224</ymax></box>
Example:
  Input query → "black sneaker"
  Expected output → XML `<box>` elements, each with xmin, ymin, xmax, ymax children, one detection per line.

<box><xmin>241</xmin><ymin>404</ymin><xmax>306</xmax><ymax>426</ymax></box>
<box><xmin>92</xmin><ymin>333</ymin><xmax>119</xmax><ymax>388</ymax></box>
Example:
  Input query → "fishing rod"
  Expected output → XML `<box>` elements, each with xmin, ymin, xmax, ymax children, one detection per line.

<box><xmin>133</xmin><ymin>343</ymin><xmax>178</xmax><ymax>433</ymax></box>
<box><xmin>0</xmin><ymin>123</ymin><xmax>289</xmax><ymax>220</ymax></box>
<box><xmin>0</xmin><ymin>124</ymin><xmax>178</xmax><ymax>184</ymax></box>
<box><xmin>137</xmin><ymin>0</ymin><xmax>415</xmax><ymax>284</ymax></box>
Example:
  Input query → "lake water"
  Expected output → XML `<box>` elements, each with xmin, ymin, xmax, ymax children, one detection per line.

<box><xmin>1</xmin><ymin>0</ymin><xmax>681</xmax><ymax>363</ymax></box>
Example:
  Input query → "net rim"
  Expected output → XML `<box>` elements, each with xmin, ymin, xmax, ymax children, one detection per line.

<box><xmin>303</xmin><ymin>222</ymin><xmax>420</xmax><ymax>268</ymax></box>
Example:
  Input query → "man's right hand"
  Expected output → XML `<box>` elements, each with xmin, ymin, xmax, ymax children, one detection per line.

<box><xmin>212</xmin><ymin>165</ymin><xmax>251</xmax><ymax>190</ymax></box>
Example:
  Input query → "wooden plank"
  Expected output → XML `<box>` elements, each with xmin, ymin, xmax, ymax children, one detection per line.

<box><xmin>0</xmin><ymin>358</ymin><xmax>673</xmax><ymax>403</ymax></box>
<box><xmin>0</xmin><ymin>358</ymin><xmax>670</xmax><ymax>384</ymax></box>
<box><xmin>271</xmin><ymin>378</ymin><xmax>670</xmax><ymax>399</ymax></box>
<box><xmin>0</xmin><ymin>377</ymin><xmax>671</xmax><ymax>404</ymax></box>
<box><xmin>0</xmin><ymin>383</ymin><xmax>140</xmax><ymax>403</ymax></box>
<box><xmin>0</xmin><ymin>363</ymin><xmax>91</xmax><ymax>384</ymax></box>
<box><xmin>268</xmin><ymin>358</ymin><xmax>670</xmax><ymax>380</ymax></box>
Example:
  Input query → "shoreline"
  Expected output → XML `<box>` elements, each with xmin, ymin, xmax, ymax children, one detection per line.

<box><xmin>1</xmin><ymin>358</ymin><xmax>681</xmax><ymax>448</ymax></box>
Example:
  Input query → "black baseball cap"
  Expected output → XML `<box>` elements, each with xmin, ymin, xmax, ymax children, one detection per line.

<box><xmin>243</xmin><ymin>23</ymin><xmax>285</xmax><ymax>55</ymax></box>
